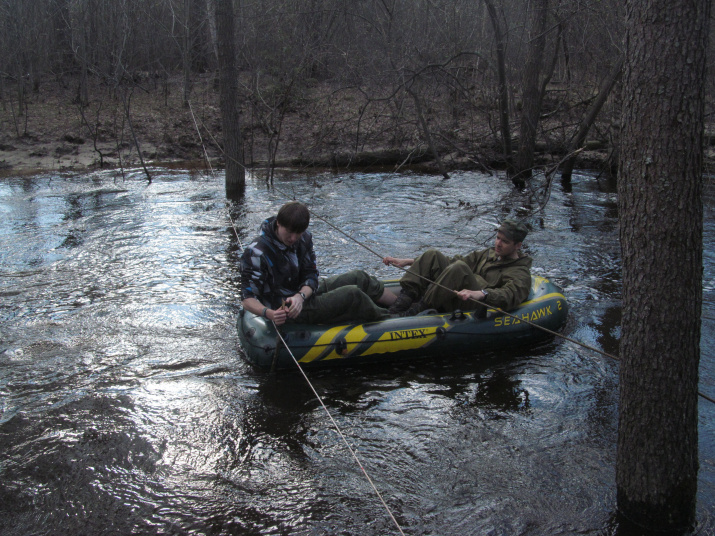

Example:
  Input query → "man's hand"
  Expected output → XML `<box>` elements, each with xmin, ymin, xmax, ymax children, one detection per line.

<box><xmin>383</xmin><ymin>256</ymin><xmax>414</xmax><ymax>268</ymax></box>
<box><xmin>285</xmin><ymin>294</ymin><xmax>305</xmax><ymax>318</ymax></box>
<box><xmin>456</xmin><ymin>289</ymin><xmax>486</xmax><ymax>302</ymax></box>
<box><xmin>270</xmin><ymin>304</ymin><xmax>289</xmax><ymax>325</ymax></box>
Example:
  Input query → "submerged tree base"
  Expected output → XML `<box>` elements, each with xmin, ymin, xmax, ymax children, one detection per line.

<box><xmin>616</xmin><ymin>493</ymin><xmax>697</xmax><ymax>534</ymax></box>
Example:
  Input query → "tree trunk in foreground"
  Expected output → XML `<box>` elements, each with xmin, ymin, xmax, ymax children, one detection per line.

<box><xmin>616</xmin><ymin>0</ymin><xmax>709</xmax><ymax>530</ymax></box>
<box><xmin>215</xmin><ymin>0</ymin><xmax>245</xmax><ymax>199</ymax></box>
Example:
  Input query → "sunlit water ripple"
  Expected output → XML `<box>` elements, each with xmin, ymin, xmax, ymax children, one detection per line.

<box><xmin>0</xmin><ymin>169</ymin><xmax>713</xmax><ymax>535</ymax></box>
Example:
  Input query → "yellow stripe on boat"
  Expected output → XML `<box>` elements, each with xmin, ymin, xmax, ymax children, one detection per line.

<box><xmin>519</xmin><ymin>292</ymin><xmax>566</xmax><ymax>308</ymax></box>
<box><xmin>531</xmin><ymin>275</ymin><xmax>548</xmax><ymax>289</ymax></box>
<box><xmin>299</xmin><ymin>324</ymin><xmax>350</xmax><ymax>363</ymax></box>
<box><xmin>360</xmin><ymin>319</ymin><xmax>451</xmax><ymax>356</ymax></box>
<box><xmin>322</xmin><ymin>325</ymin><xmax>370</xmax><ymax>361</ymax></box>
<box><xmin>237</xmin><ymin>275</ymin><xmax>569</xmax><ymax>370</ymax></box>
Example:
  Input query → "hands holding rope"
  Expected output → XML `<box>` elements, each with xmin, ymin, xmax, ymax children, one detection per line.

<box><xmin>382</xmin><ymin>255</ymin><xmax>414</xmax><ymax>269</ymax></box>
<box><xmin>455</xmin><ymin>288</ymin><xmax>489</xmax><ymax>303</ymax></box>
<box><xmin>384</xmin><ymin>256</ymin><xmax>487</xmax><ymax>306</ymax></box>
<box><xmin>244</xmin><ymin>289</ymin><xmax>311</xmax><ymax>327</ymax></box>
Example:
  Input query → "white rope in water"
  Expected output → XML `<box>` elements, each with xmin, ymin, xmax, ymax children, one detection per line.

<box><xmin>188</xmin><ymin>101</ymin><xmax>215</xmax><ymax>176</ymax></box>
<box><xmin>187</xmin><ymin>101</ymin><xmax>406</xmax><ymax>533</ymax></box>
<box><xmin>272</xmin><ymin>325</ymin><xmax>407</xmax><ymax>535</ymax></box>
<box><xmin>187</xmin><ymin>105</ymin><xmax>714</xmax><ymax>529</ymax></box>
<box><xmin>275</xmin><ymin>188</ymin><xmax>715</xmax><ymax>406</ymax></box>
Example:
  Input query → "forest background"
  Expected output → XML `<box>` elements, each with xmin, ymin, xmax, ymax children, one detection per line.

<box><xmin>2</xmin><ymin>0</ymin><xmax>714</xmax><ymax>180</ymax></box>
<box><xmin>1</xmin><ymin>0</ymin><xmax>713</xmax><ymax>531</ymax></box>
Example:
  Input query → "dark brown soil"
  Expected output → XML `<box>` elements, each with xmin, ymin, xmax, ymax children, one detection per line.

<box><xmin>0</xmin><ymin>74</ymin><xmax>648</xmax><ymax>178</ymax></box>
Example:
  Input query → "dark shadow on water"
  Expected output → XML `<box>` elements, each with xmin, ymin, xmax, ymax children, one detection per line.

<box><xmin>0</xmin><ymin>395</ymin><xmax>161</xmax><ymax>536</ymax></box>
<box><xmin>247</xmin><ymin>342</ymin><xmax>541</xmax><ymax>419</ymax></box>
<box><xmin>250</xmin><ymin>374</ymin><xmax>324</xmax><ymax>458</ymax></box>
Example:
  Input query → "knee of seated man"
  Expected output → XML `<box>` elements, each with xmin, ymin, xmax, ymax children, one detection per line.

<box><xmin>337</xmin><ymin>269</ymin><xmax>368</xmax><ymax>287</ymax></box>
<box><xmin>351</xmin><ymin>270</ymin><xmax>382</xmax><ymax>295</ymax></box>
<box><xmin>446</xmin><ymin>260</ymin><xmax>471</xmax><ymax>274</ymax></box>
<box><xmin>341</xmin><ymin>285</ymin><xmax>377</xmax><ymax>305</ymax></box>
<box><xmin>332</xmin><ymin>284</ymin><xmax>361</xmax><ymax>299</ymax></box>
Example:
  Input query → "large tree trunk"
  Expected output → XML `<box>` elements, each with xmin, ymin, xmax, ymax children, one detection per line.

<box><xmin>483</xmin><ymin>0</ymin><xmax>512</xmax><ymax>172</ymax></box>
<box><xmin>616</xmin><ymin>0</ymin><xmax>710</xmax><ymax>530</ymax></box>
<box><xmin>215</xmin><ymin>0</ymin><xmax>245</xmax><ymax>199</ymax></box>
<box><xmin>512</xmin><ymin>0</ymin><xmax>549</xmax><ymax>188</ymax></box>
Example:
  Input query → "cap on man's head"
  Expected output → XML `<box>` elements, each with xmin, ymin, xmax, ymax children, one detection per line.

<box><xmin>497</xmin><ymin>219</ymin><xmax>528</xmax><ymax>243</ymax></box>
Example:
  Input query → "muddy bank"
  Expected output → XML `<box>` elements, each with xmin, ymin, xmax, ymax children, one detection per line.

<box><xmin>0</xmin><ymin>75</ymin><xmax>627</xmax><ymax>178</ymax></box>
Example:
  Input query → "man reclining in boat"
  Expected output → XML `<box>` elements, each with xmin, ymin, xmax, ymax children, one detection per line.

<box><xmin>383</xmin><ymin>219</ymin><xmax>532</xmax><ymax>316</ymax></box>
<box><xmin>240</xmin><ymin>201</ymin><xmax>398</xmax><ymax>326</ymax></box>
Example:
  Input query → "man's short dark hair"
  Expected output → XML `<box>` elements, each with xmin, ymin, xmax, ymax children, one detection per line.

<box><xmin>276</xmin><ymin>201</ymin><xmax>310</xmax><ymax>233</ymax></box>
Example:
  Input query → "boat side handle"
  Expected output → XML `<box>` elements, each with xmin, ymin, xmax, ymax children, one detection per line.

<box><xmin>436</xmin><ymin>327</ymin><xmax>447</xmax><ymax>340</ymax></box>
<box><xmin>335</xmin><ymin>338</ymin><xmax>348</xmax><ymax>355</ymax></box>
<box><xmin>450</xmin><ymin>309</ymin><xmax>467</xmax><ymax>321</ymax></box>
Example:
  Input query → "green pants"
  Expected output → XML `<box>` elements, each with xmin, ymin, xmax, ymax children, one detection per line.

<box><xmin>294</xmin><ymin>270</ymin><xmax>391</xmax><ymax>324</ymax></box>
<box><xmin>401</xmin><ymin>249</ymin><xmax>487</xmax><ymax>312</ymax></box>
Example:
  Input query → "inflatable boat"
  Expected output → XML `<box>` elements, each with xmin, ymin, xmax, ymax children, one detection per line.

<box><xmin>237</xmin><ymin>275</ymin><xmax>567</xmax><ymax>370</ymax></box>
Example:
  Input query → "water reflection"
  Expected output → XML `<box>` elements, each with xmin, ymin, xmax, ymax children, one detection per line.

<box><xmin>0</xmin><ymin>394</ymin><xmax>160</xmax><ymax>534</ymax></box>
<box><xmin>0</xmin><ymin>170</ymin><xmax>712</xmax><ymax>535</ymax></box>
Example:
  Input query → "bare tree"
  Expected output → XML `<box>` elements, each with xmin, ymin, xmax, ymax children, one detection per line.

<box><xmin>512</xmin><ymin>0</ymin><xmax>550</xmax><ymax>188</ymax></box>
<box><xmin>408</xmin><ymin>85</ymin><xmax>449</xmax><ymax>180</ymax></box>
<box><xmin>181</xmin><ymin>0</ymin><xmax>192</xmax><ymax>104</ymax></box>
<box><xmin>0</xmin><ymin>0</ymin><xmax>638</xmax><ymax>179</ymax></box>
<box><xmin>215</xmin><ymin>0</ymin><xmax>245</xmax><ymax>198</ymax></box>
<box><xmin>616</xmin><ymin>0</ymin><xmax>710</xmax><ymax>530</ymax></box>
<box><xmin>122</xmin><ymin>87</ymin><xmax>153</xmax><ymax>181</ymax></box>
<box><xmin>483</xmin><ymin>0</ymin><xmax>513</xmax><ymax>171</ymax></box>
<box><xmin>560</xmin><ymin>56</ymin><xmax>623</xmax><ymax>183</ymax></box>
<box><xmin>69</xmin><ymin>0</ymin><xmax>89</xmax><ymax>106</ymax></box>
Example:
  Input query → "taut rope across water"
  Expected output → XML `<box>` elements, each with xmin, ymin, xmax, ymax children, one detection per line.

<box><xmin>272</xmin><ymin>324</ymin><xmax>407</xmax><ymax>535</ymax></box>
<box><xmin>190</xmin><ymin>108</ymin><xmax>715</xmax><ymax>535</ymax></box>
<box><xmin>188</xmin><ymin>104</ymin><xmax>407</xmax><ymax>533</ymax></box>
<box><xmin>186</xmin><ymin>100</ymin><xmax>715</xmax><ymax>406</ymax></box>
<box><xmin>266</xmin><ymin>185</ymin><xmax>715</xmax><ymax>406</ymax></box>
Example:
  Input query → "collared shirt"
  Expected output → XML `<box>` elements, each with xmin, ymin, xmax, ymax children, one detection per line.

<box><xmin>453</xmin><ymin>247</ymin><xmax>533</xmax><ymax>310</ymax></box>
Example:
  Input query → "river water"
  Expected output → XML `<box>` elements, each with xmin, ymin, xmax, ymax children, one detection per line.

<box><xmin>0</xmin><ymin>168</ymin><xmax>713</xmax><ymax>535</ymax></box>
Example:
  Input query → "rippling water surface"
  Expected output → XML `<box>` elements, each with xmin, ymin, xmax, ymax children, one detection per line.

<box><xmin>0</xmin><ymin>169</ymin><xmax>713</xmax><ymax>535</ymax></box>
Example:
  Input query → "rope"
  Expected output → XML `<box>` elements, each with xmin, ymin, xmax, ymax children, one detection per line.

<box><xmin>310</xmin><ymin>209</ymin><xmax>614</xmax><ymax>352</ymax></box>
<box><xmin>187</xmin><ymin>99</ymin><xmax>249</xmax><ymax>172</ymax></box>
<box><xmin>188</xmin><ymin>101</ymin><xmax>215</xmax><ymax>176</ymax></box>
<box><xmin>271</xmin><ymin>185</ymin><xmax>715</xmax><ymax>405</ymax></box>
<box><xmin>273</xmin><ymin>323</ymin><xmax>407</xmax><ymax>535</ymax></box>
<box><xmin>225</xmin><ymin>206</ymin><xmax>244</xmax><ymax>252</ymax></box>
<box><xmin>188</xmin><ymin>100</ymin><xmax>714</xmax><ymax>407</ymax></box>
<box><xmin>188</xmin><ymin>101</ymin><xmax>406</xmax><ymax>533</ymax></box>
<box><xmin>275</xmin><ymin>185</ymin><xmax>616</xmax><ymax>357</ymax></box>
<box><xmin>188</xmin><ymin>100</ymin><xmax>244</xmax><ymax>251</ymax></box>
<box><xmin>202</xmin><ymin>108</ymin><xmax>715</xmax><ymax>533</ymax></box>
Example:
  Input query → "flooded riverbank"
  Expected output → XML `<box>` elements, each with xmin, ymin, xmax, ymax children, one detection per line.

<box><xmin>1</xmin><ymin>169</ymin><xmax>713</xmax><ymax>535</ymax></box>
